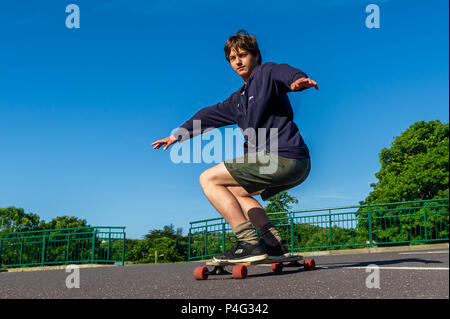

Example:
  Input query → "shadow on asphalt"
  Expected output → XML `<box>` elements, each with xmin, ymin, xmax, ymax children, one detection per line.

<box><xmin>202</xmin><ymin>266</ymin><xmax>320</xmax><ymax>280</ymax></box>
<box><xmin>317</xmin><ymin>258</ymin><xmax>444</xmax><ymax>269</ymax></box>
<box><xmin>246</xmin><ymin>268</ymin><xmax>315</xmax><ymax>279</ymax></box>
<box><xmin>195</xmin><ymin>257</ymin><xmax>446</xmax><ymax>280</ymax></box>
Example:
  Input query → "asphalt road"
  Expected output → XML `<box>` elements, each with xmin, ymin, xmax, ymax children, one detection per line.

<box><xmin>1</xmin><ymin>249</ymin><xmax>448</xmax><ymax>299</ymax></box>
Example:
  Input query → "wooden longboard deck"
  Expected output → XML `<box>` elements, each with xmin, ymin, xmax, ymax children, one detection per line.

<box><xmin>205</xmin><ymin>253</ymin><xmax>303</xmax><ymax>267</ymax></box>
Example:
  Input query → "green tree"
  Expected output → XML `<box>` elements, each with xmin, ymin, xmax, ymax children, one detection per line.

<box><xmin>144</xmin><ymin>224</ymin><xmax>183</xmax><ymax>241</ymax></box>
<box><xmin>264</xmin><ymin>191</ymin><xmax>299</xmax><ymax>224</ymax></box>
<box><xmin>40</xmin><ymin>215</ymin><xmax>89</xmax><ymax>230</ymax></box>
<box><xmin>0</xmin><ymin>208</ymin><xmax>97</xmax><ymax>266</ymax></box>
<box><xmin>145</xmin><ymin>224</ymin><xmax>187</xmax><ymax>259</ymax></box>
<box><xmin>125</xmin><ymin>224</ymin><xmax>188</xmax><ymax>264</ymax></box>
<box><xmin>125</xmin><ymin>239</ymin><xmax>153</xmax><ymax>262</ymax></box>
<box><xmin>361</xmin><ymin>120</ymin><xmax>448</xmax><ymax>204</ymax></box>
<box><xmin>357</xmin><ymin>120</ymin><xmax>449</xmax><ymax>244</ymax></box>
<box><xmin>0</xmin><ymin>207</ymin><xmax>41</xmax><ymax>234</ymax></box>
<box><xmin>148</xmin><ymin>237</ymin><xmax>184</xmax><ymax>263</ymax></box>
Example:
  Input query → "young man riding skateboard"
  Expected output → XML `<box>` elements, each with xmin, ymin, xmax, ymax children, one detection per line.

<box><xmin>152</xmin><ymin>30</ymin><xmax>318</xmax><ymax>263</ymax></box>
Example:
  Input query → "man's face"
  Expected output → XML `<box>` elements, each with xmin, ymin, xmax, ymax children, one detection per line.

<box><xmin>228</xmin><ymin>48</ymin><xmax>259</xmax><ymax>82</ymax></box>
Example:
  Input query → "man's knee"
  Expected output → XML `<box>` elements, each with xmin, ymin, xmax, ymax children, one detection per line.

<box><xmin>199</xmin><ymin>169</ymin><xmax>216</xmax><ymax>188</ymax></box>
<box><xmin>199</xmin><ymin>171</ymin><xmax>209</xmax><ymax>187</ymax></box>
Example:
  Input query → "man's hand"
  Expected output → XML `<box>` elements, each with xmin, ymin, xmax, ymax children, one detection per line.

<box><xmin>290</xmin><ymin>77</ymin><xmax>318</xmax><ymax>91</ymax></box>
<box><xmin>151</xmin><ymin>135</ymin><xmax>177</xmax><ymax>151</ymax></box>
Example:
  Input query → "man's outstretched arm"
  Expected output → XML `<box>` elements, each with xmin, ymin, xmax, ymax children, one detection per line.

<box><xmin>152</xmin><ymin>94</ymin><xmax>237</xmax><ymax>151</ymax></box>
<box><xmin>269</xmin><ymin>62</ymin><xmax>318</xmax><ymax>93</ymax></box>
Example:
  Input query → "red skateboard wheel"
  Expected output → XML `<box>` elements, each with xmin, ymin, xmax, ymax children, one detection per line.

<box><xmin>232</xmin><ymin>265</ymin><xmax>248</xmax><ymax>279</ymax></box>
<box><xmin>193</xmin><ymin>266</ymin><xmax>209</xmax><ymax>280</ymax></box>
<box><xmin>271</xmin><ymin>263</ymin><xmax>283</xmax><ymax>272</ymax></box>
<box><xmin>304</xmin><ymin>259</ymin><xmax>316</xmax><ymax>271</ymax></box>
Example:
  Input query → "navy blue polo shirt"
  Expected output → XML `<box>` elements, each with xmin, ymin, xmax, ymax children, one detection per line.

<box><xmin>172</xmin><ymin>62</ymin><xmax>310</xmax><ymax>159</ymax></box>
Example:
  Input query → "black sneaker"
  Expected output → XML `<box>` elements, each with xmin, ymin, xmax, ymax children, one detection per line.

<box><xmin>265</xmin><ymin>239</ymin><xmax>290</xmax><ymax>260</ymax></box>
<box><xmin>213</xmin><ymin>240</ymin><xmax>268</xmax><ymax>263</ymax></box>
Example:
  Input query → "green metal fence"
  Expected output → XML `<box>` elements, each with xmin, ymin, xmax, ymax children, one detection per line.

<box><xmin>0</xmin><ymin>226</ymin><xmax>126</xmax><ymax>268</ymax></box>
<box><xmin>188</xmin><ymin>198</ymin><xmax>449</xmax><ymax>261</ymax></box>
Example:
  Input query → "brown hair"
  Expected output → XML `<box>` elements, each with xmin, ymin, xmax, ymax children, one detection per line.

<box><xmin>224</xmin><ymin>30</ymin><xmax>262</xmax><ymax>65</ymax></box>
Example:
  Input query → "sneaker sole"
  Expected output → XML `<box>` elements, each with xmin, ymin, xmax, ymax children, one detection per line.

<box><xmin>213</xmin><ymin>254</ymin><xmax>268</xmax><ymax>263</ymax></box>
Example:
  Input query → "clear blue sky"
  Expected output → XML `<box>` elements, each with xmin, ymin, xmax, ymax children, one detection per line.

<box><xmin>0</xmin><ymin>0</ymin><xmax>448</xmax><ymax>239</ymax></box>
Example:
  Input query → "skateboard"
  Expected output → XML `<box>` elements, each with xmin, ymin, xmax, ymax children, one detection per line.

<box><xmin>193</xmin><ymin>253</ymin><xmax>315</xmax><ymax>280</ymax></box>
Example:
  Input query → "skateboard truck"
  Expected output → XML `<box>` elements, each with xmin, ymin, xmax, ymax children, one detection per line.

<box><xmin>205</xmin><ymin>266</ymin><xmax>231</xmax><ymax>276</ymax></box>
<box><xmin>284</xmin><ymin>260</ymin><xmax>302</xmax><ymax>267</ymax></box>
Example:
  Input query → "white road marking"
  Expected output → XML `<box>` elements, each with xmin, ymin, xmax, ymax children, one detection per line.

<box><xmin>319</xmin><ymin>266</ymin><xmax>449</xmax><ymax>270</ymax></box>
<box><xmin>351</xmin><ymin>266</ymin><xmax>448</xmax><ymax>270</ymax></box>
<box><xmin>258</xmin><ymin>264</ymin><xmax>449</xmax><ymax>270</ymax></box>
<box><xmin>398</xmin><ymin>250</ymin><xmax>449</xmax><ymax>255</ymax></box>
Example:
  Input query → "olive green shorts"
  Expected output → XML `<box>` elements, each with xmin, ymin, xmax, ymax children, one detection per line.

<box><xmin>224</xmin><ymin>149</ymin><xmax>311</xmax><ymax>201</ymax></box>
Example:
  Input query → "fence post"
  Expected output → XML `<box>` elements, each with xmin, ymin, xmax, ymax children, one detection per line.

<box><xmin>423</xmin><ymin>207</ymin><xmax>428</xmax><ymax>241</ymax></box>
<box><xmin>121</xmin><ymin>229</ymin><xmax>126</xmax><ymax>266</ymax></box>
<box><xmin>289</xmin><ymin>213</ymin><xmax>294</xmax><ymax>252</ymax></box>
<box><xmin>107</xmin><ymin>231</ymin><xmax>111</xmax><ymax>261</ymax></box>
<box><xmin>41</xmin><ymin>235</ymin><xmax>46</xmax><ymax>266</ymax></box>
<box><xmin>66</xmin><ymin>235</ymin><xmax>70</xmax><ymax>263</ymax></box>
<box><xmin>329</xmin><ymin>210</ymin><xmax>333</xmax><ymax>247</ymax></box>
<box><xmin>368</xmin><ymin>211</ymin><xmax>373</xmax><ymax>248</ymax></box>
<box><xmin>188</xmin><ymin>228</ymin><xmax>191</xmax><ymax>262</ymax></box>
<box><xmin>91</xmin><ymin>231</ymin><xmax>96</xmax><ymax>264</ymax></box>
<box><xmin>222</xmin><ymin>222</ymin><xmax>226</xmax><ymax>253</ymax></box>
<box><xmin>19</xmin><ymin>237</ymin><xmax>23</xmax><ymax>266</ymax></box>
<box><xmin>204</xmin><ymin>227</ymin><xmax>207</xmax><ymax>257</ymax></box>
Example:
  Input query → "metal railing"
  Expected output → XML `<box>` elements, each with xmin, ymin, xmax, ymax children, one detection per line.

<box><xmin>0</xmin><ymin>226</ymin><xmax>126</xmax><ymax>268</ymax></box>
<box><xmin>188</xmin><ymin>198</ymin><xmax>449</xmax><ymax>261</ymax></box>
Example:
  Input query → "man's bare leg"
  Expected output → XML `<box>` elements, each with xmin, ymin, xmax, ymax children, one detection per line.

<box><xmin>226</xmin><ymin>186</ymin><xmax>269</xmax><ymax>230</ymax></box>
<box><xmin>200</xmin><ymin>163</ymin><xmax>269</xmax><ymax>261</ymax></box>
<box><xmin>199</xmin><ymin>162</ymin><xmax>283</xmax><ymax>250</ymax></box>
<box><xmin>199</xmin><ymin>162</ymin><xmax>271</xmax><ymax>248</ymax></box>
<box><xmin>199</xmin><ymin>162</ymin><xmax>273</xmax><ymax>228</ymax></box>
<box><xmin>227</xmin><ymin>185</ymin><xmax>285</xmax><ymax>250</ymax></box>
<box><xmin>198</xmin><ymin>163</ymin><xmax>248</xmax><ymax>228</ymax></box>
